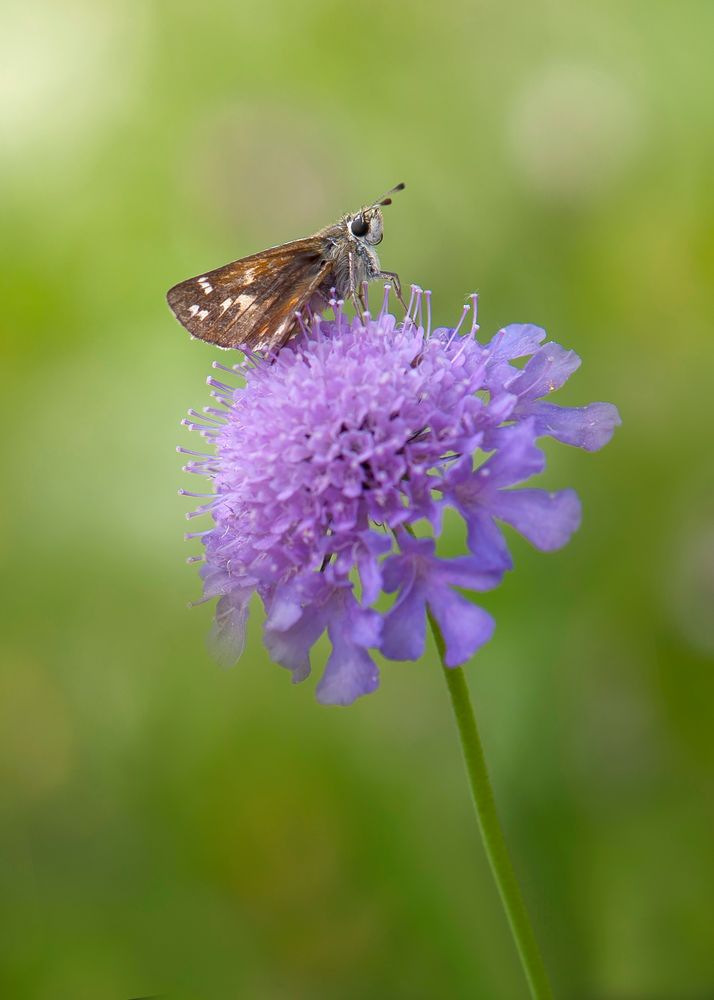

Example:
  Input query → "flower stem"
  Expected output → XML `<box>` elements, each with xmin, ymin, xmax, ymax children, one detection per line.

<box><xmin>428</xmin><ymin>612</ymin><xmax>554</xmax><ymax>999</ymax></box>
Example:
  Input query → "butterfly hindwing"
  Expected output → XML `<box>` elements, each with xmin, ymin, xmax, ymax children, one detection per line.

<box><xmin>166</xmin><ymin>237</ymin><xmax>329</xmax><ymax>351</ymax></box>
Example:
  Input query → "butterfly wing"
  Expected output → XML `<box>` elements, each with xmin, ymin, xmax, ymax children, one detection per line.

<box><xmin>166</xmin><ymin>237</ymin><xmax>331</xmax><ymax>352</ymax></box>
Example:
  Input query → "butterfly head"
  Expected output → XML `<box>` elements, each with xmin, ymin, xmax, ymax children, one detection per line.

<box><xmin>348</xmin><ymin>207</ymin><xmax>384</xmax><ymax>246</ymax></box>
<box><xmin>347</xmin><ymin>182</ymin><xmax>405</xmax><ymax>247</ymax></box>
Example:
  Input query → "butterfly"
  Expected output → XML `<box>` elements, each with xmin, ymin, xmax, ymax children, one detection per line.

<box><xmin>166</xmin><ymin>183</ymin><xmax>405</xmax><ymax>354</ymax></box>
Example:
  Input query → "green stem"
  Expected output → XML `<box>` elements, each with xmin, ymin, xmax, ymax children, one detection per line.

<box><xmin>428</xmin><ymin>611</ymin><xmax>554</xmax><ymax>1000</ymax></box>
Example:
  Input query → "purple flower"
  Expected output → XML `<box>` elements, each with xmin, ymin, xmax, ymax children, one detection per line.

<box><xmin>180</xmin><ymin>289</ymin><xmax>620</xmax><ymax>705</ymax></box>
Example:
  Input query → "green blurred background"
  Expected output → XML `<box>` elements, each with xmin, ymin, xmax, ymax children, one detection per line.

<box><xmin>1</xmin><ymin>1</ymin><xmax>713</xmax><ymax>997</ymax></box>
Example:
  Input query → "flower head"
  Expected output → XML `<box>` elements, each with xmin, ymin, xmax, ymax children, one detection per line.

<box><xmin>180</xmin><ymin>288</ymin><xmax>620</xmax><ymax>704</ymax></box>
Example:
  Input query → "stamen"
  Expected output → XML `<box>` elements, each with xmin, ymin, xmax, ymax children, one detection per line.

<box><xmin>451</xmin><ymin>334</ymin><xmax>472</xmax><ymax>365</ymax></box>
<box><xmin>184</xmin><ymin>529</ymin><xmax>211</xmax><ymax>540</ymax></box>
<box><xmin>181</xmin><ymin>418</ymin><xmax>219</xmax><ymax>435</ymax></box>
<box><xmin>405</xmin><ymin>284</ymin><xmax>417</xmax><ymax>326</ymax></box>
<box><xmin>186</xmin><ymin>554</ymin><xmax>205</xmax><ymax>564</ymax></box>
<box><xmin>297</xmin><ymin>310</ymin><xmax>311</xmax><ymax>336</ymax></box>
<box><xmin>470</xmin><ymin>293</ymin><xmax>480</xmax><ymax>336</ymax></box>
<box><xmin>446</xmin><ymin>303</ymin><xmax>471</xmax><ymax>348</ymax></box>
<box><xmin>424</xmin><ymin>289</ymin><xmax>432</xmax><ymax>338</ymax></box>
<box><xmin>178</xmin><ymin>489</ymin><xmax>220</xmax><ymax>498</ymax></box>
<box><xmin>380</xmin><ymin>284</ymin><xmax>391</xmax><ymax>319</ymax></box>
<box><xmin>328</xmin><ymin>297</ymin><xmax>338</xmax><ymax>331</ymax></box>
<box><xmin>183</xmin><ymin>461</ymin><xmax>219</xmax><ymax>474</ymax></box>
<box><xmin>414</xmin><ymin>287</ymin><xmax>424</xmax><ymax>330</ymax></box>
<box><xmin>176</xmin><ymin>447</ymin><xmax>213</xmax><ymax>458</ymax></box>
<box><xmin>188</xmin><ymin>408</ymin><xmax>222</xmax><ymax>425</ymax></box>
<box><xmin>334</xmin><ymin>298</ymin><xmax>345</xmax><ymax>334</ymax></box>
<box><xmin>188</xmin><ymin>594</ymin><xmax>213</xmax><ymax>608</ymax></box>
<box><xmin>185</xmin><ymin>498</ymin><xmax>223</xmax><ymax>519</ymax></box>
<box><xmin>206</xmin><ymin>377</ymin><xmax>233</xmax><ymax>394</ymax></box>
<box><xmin>241</xmin><ymin>348</ymin><xmax>265</xmax><ymax>368</ymax></box>
<box><xmin>406</xmin><ymin>285</ymin><xmax>423</xmax><ymax>331</ymax></box>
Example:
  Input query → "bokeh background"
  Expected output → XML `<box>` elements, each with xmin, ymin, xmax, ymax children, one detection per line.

<box><xmin>2</xmin><ymin>1</ymin><xmax>713</xmax><ymax>997</ymax></box>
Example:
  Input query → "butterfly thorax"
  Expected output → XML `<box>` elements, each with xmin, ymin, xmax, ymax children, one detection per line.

<box><xmin>315</xmin><ymin>215</ymin><xmax>382</xmax><ymax>302</ymax></box>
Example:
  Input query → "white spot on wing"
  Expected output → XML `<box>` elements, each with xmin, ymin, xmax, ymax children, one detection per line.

<box><xmin>235</xmin><ymin>293</ymin><xmax>254</xmax><ymax>310</ymax></box>
<box><xmin>198</xmin><ymin>309</ymin><xmax>209</xmax><ymax>321</ymax></box>
<box><xmin>198</xmin><ymin>277</ymin><xmax>213</xmax><ymax>295</ymax></box>
<box><xmin>188</xmin><ymin>304</ymin><xmax>200</xmax><ymax>317</ymax></box>
<box><xmin>220</xmin><ymin>297</ymin><xmax>233</xmax><ymax>314</ymax></box>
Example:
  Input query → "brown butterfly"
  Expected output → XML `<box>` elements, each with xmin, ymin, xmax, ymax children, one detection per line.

<box><xmin>166</xmin><ymin>183</ymin><xmax>405</xmax><ymax>354</ymax></box>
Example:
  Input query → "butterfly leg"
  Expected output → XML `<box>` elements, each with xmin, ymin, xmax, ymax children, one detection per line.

<box><xmin>348</xmin><ymin>252</ymin><xmax>365</xmax><ymax>320</ymax></box>
<box><xmin>378</xmin><ymin>270</ymin><xmax>407</xmax><ymax>311</ymax></box>
<box><xmin>358</xmin><ymin>280</ymin><xmax>369</xmax><ymax>313</ymax></box>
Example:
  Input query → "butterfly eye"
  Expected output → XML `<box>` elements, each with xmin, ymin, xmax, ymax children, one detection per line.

<box><xmin>350</xmin><ymin>215</ymin><xmax>369</xmax><ymax>237</ymax></box>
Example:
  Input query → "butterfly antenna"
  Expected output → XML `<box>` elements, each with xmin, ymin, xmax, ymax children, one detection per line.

<box><xmin>370</xmin><ymin>181</ymin><xmax>405</xmax><ymax>209</ymax></box>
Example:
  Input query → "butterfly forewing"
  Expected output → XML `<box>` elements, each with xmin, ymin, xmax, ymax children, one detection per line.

<box><xmin>166</xmin><ymin>237</ymin><xmax>329</xmax><ymax>351</ymax></box>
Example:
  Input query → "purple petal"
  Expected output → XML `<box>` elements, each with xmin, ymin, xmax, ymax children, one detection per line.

<box><xmin>479</xmin><ymin>420</ymin><xmax>544</xmax><ymax>488</ymax></box>
<box><xmin>487</xmin><ymin>323</ymin><xmax>547</xmax><ymax>362</ymax></box>
<box><xmin>263</xmin><ymin>605</ymin><xmax>327</xmax><ymax>684</ymax></box>
<box><xmin>426</xmin><ymin>586</ymin><xmax>495</xmax><ymax>667</ymax></box>
<box><xmin>349</xmin><ymin>606</ymin><xmax>382</xmax><ymax>648</ymax></box>
<box><xmin>382</xmin><ymin>554</ymin><xmax>412</xmax><ymax>594</ymax></box>
<box><xmin>506</xmin><ymin>343</ymin><xmax>581</xmax><ymax>400</ymax></box>
<box><xmin>382</xmin><ymin>535</ymin><xmax>434</xmax><ymax>592</ymax></box>
<box><xmin>264</xmin><ymin>590</ymin><xmax>302</xmax><ymax>632</ymax></box>
<box><xmin>445</xmin><ymin>454</ymin><xmax>473</xmax><ymax>486</ymax></box>
<box><xmin>489</xmin><ymin>487</ymin><xmax>582</xmax><ymax>551</ymax></box>
<box><xmin>522</xmin><ymin>400</ymin><xmax>622</xmax><ymax>451</ymax></box>
<box><xmin>462</xmin><ymin>508</ymin><xmax>514</xmax><ymax>569</ymax></box>
<box><xmin>314</xmin><ymin>592</ymin><xmax>382</xmax><ymax>705</ymax></box>
<box><xmin>263</xmin><ymin>591</ymin><xmax>330</xmax><ymax>683</ymax></box>
<box><xmin>357</xmin><ymin>551</ymin><xmax>382</xmax><ymax>605</ymax></box>
<box><xmin>431</xmin><ymin>553</ymin><xmax>507</xmax><ymax>591</ymax></box>
<box><xmin>483</xmin><ymin>390</ymin><xmax>518</xmax><ymax>425</ymax></box>
<box><xmin>381</xmin><ymin>580</ymin><xmax>427</xmax><ymax>662</ymax></box>
<box><xmin>356</xmin><ymin>530</ymin><xmax>392</xmax><ymax>605</ymax></box>
<box><xmin>317</xmin><ymin>640</ymin><xmax>380</xmax><ymax>705</ymax></box>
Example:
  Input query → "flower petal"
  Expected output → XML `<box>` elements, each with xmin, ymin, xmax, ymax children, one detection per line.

<box><xmin>263</xmin><ymin>573</ymin><xmax>334</xmax><ymax>684</ymax></box>
<box><xmin>462</xmin><ymin>507</ymin><xmax>514</xmax><ymax>568</ymax></box>
<box><xmin>263</xmin><ymin>598</ymin><xmax>329</xmax><ymax>683</ymax></box>
<box><xmin>431</xmin><ymin>553</ymin><xmax>507</xmax><ymax>590</ymax></box>
<box><xmin>426</xmin><ymin>586</ymin><xmax>495</xmax><ymax>667</ymax></box>
<box><xmin>479</xmin><ymin>420</ymin><xmax>544</xmax><ymax>488</ymax></box>
<box><xmin>264</xmin><ymin>590</ymin><xmax>302</xmax><ymax>632</ymax></box>
<box><xmin>381</xmin><ymin>580</ymin><xmax>427</xmax><ymax>662</ymax></box>
<box><xmin>506</xmin><ymin>343</ymin><xmax>581</xmax><ymax>400</ymax></box>
<box><xmin>489</xmin><ymin>487</ymin><xmax>582</xmax><ymax>551</ymax></box>
<box><xmin>487</xmin><ymin>323</ymin><xmax>547</xmax><ymax>361</ymax></box>
<box><xmin>356</xmin><ymin>530</ymin><xmax>392</xmax><ymax>605</ymax></box>
<box><xmin>305</xmin><ymin>591</ymin><xmax>382</xmax><ymax>704</ymax></box>
<box><xmin>315</xmin><ymin>597</ymin><xmax>381</xmax><ymax>705</ymax></box>
<box><xmin>522</xmin><ymin>400</ymin><xmax>622</xmax><ymax>451</ymax></box>
<box><xmin>382</xmin><ymin>535</ymin><xmax>433</xmax><ymax>592</ymax></box>
<box><xmin>317</xmin><ymin>641</ymin><xmax>380</xmax><ymax>705</ymax></box>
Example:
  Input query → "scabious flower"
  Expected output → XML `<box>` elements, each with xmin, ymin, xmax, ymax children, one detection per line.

<box><xmin>180</xmin><ymin>288</ymin><xmax>620</xmax><ymax>705</ymax></box>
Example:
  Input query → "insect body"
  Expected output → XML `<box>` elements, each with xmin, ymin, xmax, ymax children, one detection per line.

<box><xmin>166</xmin><ymin>183</ymin><xmax>405</xmax><ymax>354</ymax></box>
